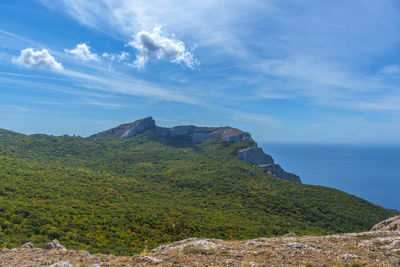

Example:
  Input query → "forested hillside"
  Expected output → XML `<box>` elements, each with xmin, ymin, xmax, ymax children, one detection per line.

<box><xmin>0</xmin><ymin>128</ymin><xmax>396</xmax><ymax>255</ymax></box>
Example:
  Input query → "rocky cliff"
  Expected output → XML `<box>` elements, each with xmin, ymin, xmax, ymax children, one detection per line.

<box><xmin>90</xmin><ymin>117</ymin><xmax>301</xmax><ymax>183</ymax></box>
<box><xmin>237</xmin><ymin>146</ymin><xmax>301</xmax><ymax>183</ymax></box>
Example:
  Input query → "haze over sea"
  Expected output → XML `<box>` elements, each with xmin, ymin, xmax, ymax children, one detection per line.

<box><xmin>261</xmin><ymin>143</ymin><xmax>400</xmax><ymax>211</ymax></box>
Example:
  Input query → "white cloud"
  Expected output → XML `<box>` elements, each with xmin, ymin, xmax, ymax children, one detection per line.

<box><xmin>14</xmin><ymin>48</ymin><xmax>63</xmax><ymax>70</ymax></box>
<box><xmin>65</xmin><ymin>43</ymin><xmax>99</xmax><ymax>61</ymax></box>
<box><xmin>102</xmin><ymin>51</ymin><xmax>129</xmax><ymax>61</ymax></box>
<box><xmin>128</xmin><ymin>27</ymin><xmax>198</xmax><ymax>68</ymax></box>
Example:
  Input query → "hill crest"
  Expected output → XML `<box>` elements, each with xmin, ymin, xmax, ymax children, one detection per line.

<box><xmin>89</xmin><ymin>116</ymin><xmax>253</xmax><ymax>144</ymax></box>
<box><xmin>89</xmin><ymin>117</ymin><xmax>300</xmax><ymax>182</ymax></box>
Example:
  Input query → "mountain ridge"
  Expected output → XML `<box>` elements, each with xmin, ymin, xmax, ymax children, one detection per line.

<box><xmin>89</xmin><ymin>116</ymin><xmax>253</xmax><ymax>143</ymax></box>
<box><xmin>89</xmin><ymin>117</ymin><xmax>301</xmax><ymax>182</ymax></box>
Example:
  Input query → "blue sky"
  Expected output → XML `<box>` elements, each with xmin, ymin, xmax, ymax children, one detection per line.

<box><xmin>1</xmin><ymin>0</ymin><xmax>400</xmax><ymax>143</ymax></box>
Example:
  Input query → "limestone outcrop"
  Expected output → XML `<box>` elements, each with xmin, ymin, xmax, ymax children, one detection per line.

<box><xmin>237</xmin><ymin>146</ymin><xmax>301</xmax><ymax>183</ymax></box>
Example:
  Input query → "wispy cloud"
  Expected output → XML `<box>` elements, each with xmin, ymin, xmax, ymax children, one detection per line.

<box><xmin>102</xmin><ymin>51</ymin><xmax>129</xmax><ymax>62</ymax></box>
<box><xmin>0</xmin><ymin>104</ymin><xmax>32</xmax><ymax>112</ymax></box>
<box><xmin>65</xmin><ymin>43</ymin><xmax>99</xmax><ymax>61</ymax></box>
<box><xmin>38</xmin><ymin>0</ymin><xmax>400</xmax><ymax>113</ymax></box>
<box><xmin>61</xmin><ymin>68</ymin><xmax>206</xmax><ymax>105</ymax></box>
<box><xmin>379</xmin><ymin>65</ymin><xmax>400</xmax><ymax>76</ymax></box>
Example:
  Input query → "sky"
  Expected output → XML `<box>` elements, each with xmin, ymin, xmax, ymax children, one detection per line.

<box><xmin>1</xmin><ymin>0</ymin><xmax>400</xmax><ymax>143</ymax></box>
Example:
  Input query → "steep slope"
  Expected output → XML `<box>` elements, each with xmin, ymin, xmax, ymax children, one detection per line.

<box><xmin>0</xmin><ymin>125</ymin><xmax>396</xmax><ymax>255</ymax></box>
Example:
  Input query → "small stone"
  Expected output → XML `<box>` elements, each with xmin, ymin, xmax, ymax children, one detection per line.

<box><xmin>49</xmin><ymin>261</ymin><xmax>74</xmax><ymax>267</ymax></box>
<box><xmin>81</xmin><ymin>250</ymin><xmax>91</xmax><ymax>255</ymax></box>
<box><xmin>338</xmin><ymin>254</ymin><xmax>359</xmax><ymax>261</ymax></box>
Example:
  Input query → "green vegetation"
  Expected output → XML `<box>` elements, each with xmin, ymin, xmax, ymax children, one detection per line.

<box><xmin>0</xmin><ymin>128</ymin><xmax>396</xmax><ymax>255</ymax></box>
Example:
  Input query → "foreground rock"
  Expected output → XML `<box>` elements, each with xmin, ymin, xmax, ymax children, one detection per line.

<box><xmin>1</xmin><ymin>230</ymin><xmax>400</xmax><ymax>266</ymax></box>
<box><xmin>371</xmin><ymin>215</ymin><xmax>400</xmax><ymax>231</ymax></box>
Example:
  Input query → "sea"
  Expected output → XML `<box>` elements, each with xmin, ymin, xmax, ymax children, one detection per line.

<box><xmin>260</xmin><ymin>143</ymin><xmax>400</xmax><ymax>211</ymax></box>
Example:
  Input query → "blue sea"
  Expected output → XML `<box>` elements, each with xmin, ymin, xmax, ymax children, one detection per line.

<box><xmin>260</xmin><ymin>143</ymin><xmax>400</xmax><ymax>211</ymax></box>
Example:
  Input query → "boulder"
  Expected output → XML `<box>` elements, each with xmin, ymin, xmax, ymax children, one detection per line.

<box><xmin>371</xmin><ymin>215</ymin><xmax>400</xmax><ymax>231</ymax></box>
<box><xmin>44</xmin><ymin>240</ymin><xmax>66</xmax><ymax>250</ymax></box>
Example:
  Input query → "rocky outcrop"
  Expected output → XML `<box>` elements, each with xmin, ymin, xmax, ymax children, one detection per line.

<box><xmin>237</xmin><ymin>147</ymin><xmax>274</xmax><ymax>165</ymax></box>
<box><xmin>259</xmin><ymin>163</ymin><xmax>301</xmax><ymax>183</ymax></box>
<box><xmin>153</xmin><ymin>238</ymin><xmax>220</xmax><ymax>253</ymax></box>
<box><xmin>90</xmin><ymin>117</ymin><xmax>300</xmax><ymax>183</ymax></box>
<box><xmin>371</xmin><ymin>215</ymin><xmax>400</xmax><ymax>231</ymax></box>
<box><xmin>237</xmin><ymin>146</ymin><xmax>301</xmax><ymax>183</ymax></box>
<box><xmin>89</xmin><ymin>117</ymin><xmax>156</xmax><ymax>138</ymax></box>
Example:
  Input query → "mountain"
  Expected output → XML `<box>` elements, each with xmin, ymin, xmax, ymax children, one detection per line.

<box><xmin>90</xmin><ymin>117</ymin><xmax>300</xmax><ymax>182</ymax></box>
<box><xmin>90</xmin><ymin>116</ymin><xmax>252</xmax><ymax>143</ymax></box>
<box><xmin>0</xmin><ymin>118</ymin><xmax>397</xmax><ymax>255</ymax></box>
